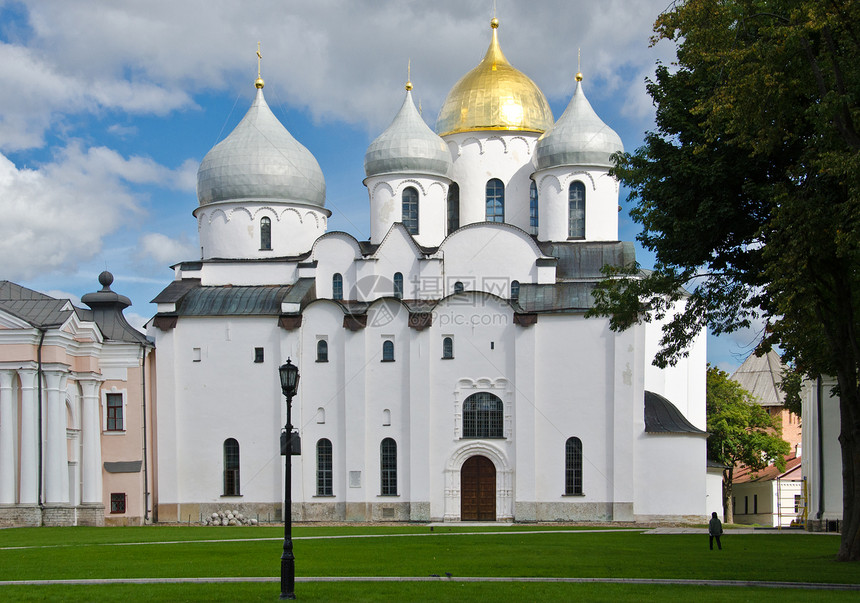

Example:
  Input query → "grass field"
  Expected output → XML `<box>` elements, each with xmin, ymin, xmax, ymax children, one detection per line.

<box><xmin>1</xmin><ymin>525</ymin><xmax>858</xmax><ymax>601</ymax></box>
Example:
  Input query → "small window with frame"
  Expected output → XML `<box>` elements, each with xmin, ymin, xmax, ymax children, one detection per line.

<box><xmin>110</xmin><ymin>493</ymin><xmax>126</xmax><ymax>514</ymax></box>
<box><xmin>254</xmin><ymin>347</ymin><xmax>264</xmax><ymax>363</ymax></box>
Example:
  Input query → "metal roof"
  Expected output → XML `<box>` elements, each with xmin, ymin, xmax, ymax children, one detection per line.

<box><xmin>644</xmin><ymin>390</ymin><xmax>706</xmax><ymax>434</ymax></box>
<box><xmin>173</xmin><ymin>279</ymin><xmax>316</xmax><ymax>317</ymax></box>
<box><xmin>516</xmin><ymin>282</ymin><xmax>596</xmax><ymax>312</ymax></box>
<box><xmin>151</xmin><ymin>279</ymin><xmax>202</xmax><ymax>304</ymax></box>
<box><xmin>731</xmin><ymin>350</ymin><xmax>786</xmax><ymax>407</ymax></box>
<box><xmin>537</xmin><ymin>241</ymin><xmax>636</xmax><ymax>280</ymax></box>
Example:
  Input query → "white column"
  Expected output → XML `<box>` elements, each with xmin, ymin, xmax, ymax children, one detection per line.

<box><xmin>0</xmin><ymin>370</ymin><xmax>16</xmax><ymax>504</ymax></box>
<box><xmin>79</xmin><ymin>379</ymin><xmax>103</xmax><ymax>505</ymax></box>
<box><xmin>44</xmin><ymin>371</ymin><xmax>69</xmax><ymax>504</ymax></box>
<box><xmin>17</xmin><ymin>369</ymin><xmax>39</xmax><ymax>504</ymax></box>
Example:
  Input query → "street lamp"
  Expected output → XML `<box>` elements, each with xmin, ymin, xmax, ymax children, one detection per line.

<box><xmin>278</xmin><ymin>358</ymin><xmax>300</xmax><ymax>600</ymax></box>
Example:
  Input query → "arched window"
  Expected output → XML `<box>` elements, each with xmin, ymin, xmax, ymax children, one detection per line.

<box><xmin>332</xmin><ymin>273</ymin><xmax>343</xmax><ymax>300</ymax></box>
<box><xmin>382</xmin><ymin>409</ymin><xmax>391</xmax><ymax>426</ymax></box>
<box><xmin>317</xmin><ymin>407</ymin><xmax>326</xmax><ymax>424</ymax></box>
<box><xmin>565</xmin><ymin>437</ymin><xmax>583</xmax><ymax>495</ymax></box>
<box><xmin>316</xmin><ymin>438</ymin><xmax>333</xmax><ymax>496</ymax></box>
<box><xmin>402</xmin><ymin>187</ymin><xmax>419</xmax><ymax>234</ymax></box>
<box><xmin>316</xmin><ymin>340</ymin><xmax>328</xmax><ymax>362</ymax></box>
<box><xmin>462</xmin><ymin>392</ymin><xmax>504</xmax><ymax>438</ymax></box>
<box><xmin>393</xmin><ymin>272</ymin><xmax>403</xmax><ymax>299</ymax></box>
<box><xmin>382</xmin><ymin>340</ymin><xmax>395</xmax><ymax>362</ymax></box>
<box><xmin>510</xmin><ymin>280</ymin><xmax>520</xmax><ymax>300</ymax></box>
<box><xmin>569</xmin><ymin>181</ymin><xmax>586</xmax><ymax>238</ymax></box>
<box><xmin>260</xmin><ymin>216</ymin><xmax>272</xmax><ymax>250</ymax></box>
<box><xmin>486</xmin><ymin>178</ymin><xmax>505</xmax><ymax>222</ymax></box>
<box><xmin>442</xmin><ymin>336</ymin><xmax>454</xmax><ymax>359</ymax></box>
<box><xmin>529</xmin><ymin>181</ymin><xmax>538</xmax><ymax>233</ymax></box>
<box><xmin>223</xmin><ymin>438</ymin><xmax>240</xmax><ymax>496</ymax></box>
<box><xmin>454</xmin><ymin>281</ymin><xmax>464</xmax><ymax>294</ymax></box>
<box><xmin>447</xmin><ymin>183</ymin><xmax>460</xmax><ymax>234</ymax></box>
<box><xmin>380</xmin><ymin>438</ymin><xmax>397</xmax><ymax>496</ymax></box>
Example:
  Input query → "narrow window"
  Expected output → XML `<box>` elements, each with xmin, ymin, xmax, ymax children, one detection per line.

<box><xmin>529</xmin><ymin>181</ymin><xmax>539</xmax><ymax>233</ymax></box>
<box><xmin>447</xmin><ymin>183</ymin><xmax>460</xmax><ymax>234</ymax></box>
<box><xmin>254</xmin><ymin>347</ymin><xmax>264</xmax><ymax>363</ymax></box>
<box><xmin>260</xmin><ymin>216</ymin><xmax>272</xmax><ymax>250</ymax></box>
<box><xmin>393</xmin><ymin>272</ymin><xmax>403</xmax><ymax>299</ymax></box>
<box><xmin>744</xmin><ymin>496</ymin><xmax>749</xmax><ymax>514</ymax></box>
<box><xmin>317</xmin><ymin>407</ymin><xmax>326</xmax><ymax>424</ymax></box>
<box><xmin>316</xmin><ymin>438</ymin><xmax>333</xmax><ymax>496</ymax></box>
<box><xmin>402</xmin><ymin>187</ymin><xmax>419</xmax><ymax>234</ymax></box>
<box><xmin>106</xmin><ymin>393</ymin><xmax>123</xmax><ymax>431</ymax></box>
<box><xmin>382</xmin><ymin>409</ymin><xmax>391</xmax><ymax>426</ymax></box>
<box><xmin>568</xmin><ymin>181</ymin><xmax>586</xmax><ymax>238</ymax></box>
<box><xmin>462</xmin><ymin>392</ymin><xmax>504</xmax><ymax>438</ymax></box>
<box><xmin>110</xmin><ymin>493</ymin><xmax>126</xmax><ymax>514</ymax></box>
<box><xmin>754</xmin><ymin>494</ymin><xmax>758</xmax><ymax>514</ymax></box>
<box><xmin>442</xmin><ymin>336</ymin><xmax>454</xmax><ymax>359</ymax></box>
<box><xmin>510</xmin><ymin>280</ymin><xmax>520</xmax><ymax>300</ymax></box>
<box><xmin>382</xmin><ymin>340</ymin><xmax>394</xmax><ymax>362</ymax></box>
<box><xmin>380</xmin><ymin>438</ymin><xmax>397</xmax><ymax>496</ymax></box>
<box><xmin>485</xmin><ymin>178</ymin><xmax>505</xmax><ymax>222</ymax></box>
<box><xmin>317</xmin><ymin>340</ymin><xmax>328</xmax><ymax>362</ymax></box>
<box><xmin>454</xmin><ymin>281</ymin><xmax>464</xmax><ymax>294</ymax></box>
<box><xmin>192</xmin><ymin>347</ymin><xmax>201</xmax><ymax>362</ymax></box>
<box><xmin>332</xmin><ymin>273</ymin><xmax>343</xmax><ymax>301</ymax></box>
<box><xmin>223</xmin><ymin>438</ymin><xmax>240</xmax><ymax>496</ymax></box>
<box><xmin>565</xmin><ymin>437</ymin><xmax>583</xmax><ymax>495</ymax></box>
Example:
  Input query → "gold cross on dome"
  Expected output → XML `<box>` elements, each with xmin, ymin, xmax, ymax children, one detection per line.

<box><xmin>257</xmin><ymin>41</ymin><xmax>262</xmax><ymax>78</ymax></box>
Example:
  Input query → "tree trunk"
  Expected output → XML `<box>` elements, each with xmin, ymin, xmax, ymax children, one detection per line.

<box><xmin>722</xmin><ymin>467</ymin><xmax>734</xmax><ymax>524</ymax></box>
<box><xmin>837</xmin><ymin>375</ymin><xmax>860</xmax><ymax>561</ymax></box>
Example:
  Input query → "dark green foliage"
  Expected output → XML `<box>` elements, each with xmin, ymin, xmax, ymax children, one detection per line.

<box><xmin>587</xmin><ymin>0</ymin><xmax>860</xmax><ymax>559</ymax></box>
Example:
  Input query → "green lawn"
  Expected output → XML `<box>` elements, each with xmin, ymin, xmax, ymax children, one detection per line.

<box><xmin>0</xmin><ymin>525</ymin><xmax>857</xmax><ymax>601</ymax></box>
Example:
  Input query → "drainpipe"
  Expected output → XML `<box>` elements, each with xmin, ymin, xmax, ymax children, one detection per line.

<box><xmin>816</xmin><ymin>376</ymin><xmax>824</xmax><ymax>520</ymax></box>
<box><xmin>36</xmin><ymin>328</ymin><xmax>46</xmax><ymax>508</ymax></box>
<box><xmin>141</xmin><ymin>346</ymin><xmax>150</xmax><ymax>522</ymax></box>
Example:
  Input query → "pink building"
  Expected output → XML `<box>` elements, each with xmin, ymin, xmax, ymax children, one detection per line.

<box><xmin>0</xmin><ymin>273</ymin><xmax>155</xmax><ymax>526</ymax></box>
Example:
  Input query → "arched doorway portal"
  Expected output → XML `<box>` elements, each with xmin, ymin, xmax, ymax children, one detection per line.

<box><xmin>460</xmin><ymin>455</ymin><xmax>495</xmax><ymax>521</ymax></box>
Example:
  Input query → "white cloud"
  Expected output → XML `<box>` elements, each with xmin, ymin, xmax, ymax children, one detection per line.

<box><xmin>1</xmin><ymin>1</ymin><xmax>671</xmax><ymax>146</ymax></box>
<box><xmin>0</xmin><ymin>145</ymin><xmax>190</xmax><ymax>280</ymax></box>
<box><xmin>138</xmin><ymin>232</ymin><xmax>196</xmax><ymax>266</ymax></box>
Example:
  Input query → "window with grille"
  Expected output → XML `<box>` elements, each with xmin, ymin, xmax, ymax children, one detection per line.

<box><xmin>510</xmin><ymin>280</ymin><xmax>520</xmax><ymax>300</ymax></box>
<box><xmin>260</xmin><ymin>216</ymin><xmax>272</xmax><ymax>250</ymax></box>
<box><xmin>568</xmin><ymin>181</ymin><xmax>586</xmax><ymax>238</ymax></box>
<box><xmin>486</xmin><ymin>178</ymin><xmax>505</xmax><ymax>222</ymax></box>
<box><xmin>317</xmin><ymin>340</ymin><xmax>328</xmax><ymax>362</ymax></box>
<box><xmin>462</xmin><ymin>392</ymin><xmax>504</xmax><ymax>438</ymax></box>
<box><xmin>393</xmin><ymin>272</ymin><xmax>403</xmax><ymax>299</ymax></box>
<box><xmin>224</xmin><ymin>438</ymin><xmax>240</xmax><ymax>496</ymax></box>
<box><xmin>254</xmin><ymin>347</ymin><xmax>264</xmax><ymax>363</ymax></box>
<box><xmin>402</xmin><ymin>187</ymin><xmax>419</xmax><ymax>234</ymax></box>
<box><xmin>565</xmin><ymin>437</ymin><xmax>583</xmax><ymax>495</ymax></box>
<box><xmin>317</xmin><ymin>438</ymin><xmax>333</xmax><ymax>496</ymax></box>
<box><xmin>106</xmin><ymin>393</ymin><xmax>123</xmax><ymax>431</ymax></box>
<box><xmin>380</xmin><ymin>438</ymin><xmax>397</xmax><ymax>496</ymax></box>
<box><xmin>442</xmin><ymin>337</ymin><xmax>454</xmax><ymax>359</ymax></box>
<box><xmin>529</xmin><ymin>181</ymin><xmax>539</xmax><ymax>233</ymax></box>
<box><xmin>110</xmin><ymin>493</ymin><xmax>126</xmax><ymax>514</ymax></box>
<box><xmin>332</xmin><ymin>273</ymin><xmax>343</xmax><ymax>300</ymax></box>
<box><xmin>447</xmin><ymin>183</ymin><xmax>460</xmax><ymax>234</ymax></box>
<box><xmin>454</xmin><ymin>281</ymin><xmax>464</xmax><ymax>294</ymax></box>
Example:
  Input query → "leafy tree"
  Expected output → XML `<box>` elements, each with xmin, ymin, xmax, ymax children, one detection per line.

<box><xmin>707</xmin><ymin>366</ymin><xmax>791</xmax><ymax>523</ymax></box>
<box><xmin>587</xmin><ymin>0</ymin><xmax>860</xmax><ymax>559</ymax></box>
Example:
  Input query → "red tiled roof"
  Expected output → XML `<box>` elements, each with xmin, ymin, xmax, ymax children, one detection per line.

<box><xmin>734</xmin><ymin>452</ymin><xmax>801</xmax><ymax>483</ymax></box>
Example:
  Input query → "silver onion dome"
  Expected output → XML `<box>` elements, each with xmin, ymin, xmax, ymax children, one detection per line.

<box><xmin>197</xmin><ymin>86</ymin><xmax>326</xmax><ymax>207</ymax></box>
<box><xmin>364</xmin><ymin>89</ymin><xmax>452</xmax><ymax>179</ymax></box>
<box><xmin>534</xmin><ymin>79</ymin><xmax>623</xmax><ymax>170</ymax></box>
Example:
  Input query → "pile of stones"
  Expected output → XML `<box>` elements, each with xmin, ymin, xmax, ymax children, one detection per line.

<box><xmin>201</xmin><ymin>510</ymin><xmax>258</xmax><ymax>526</ymax></box>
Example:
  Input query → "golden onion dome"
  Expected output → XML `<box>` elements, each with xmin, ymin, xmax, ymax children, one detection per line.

<box><xmin>435</xmin><ymin>19</ymin><xmax>553</xmax><ymax>137</ymax></box>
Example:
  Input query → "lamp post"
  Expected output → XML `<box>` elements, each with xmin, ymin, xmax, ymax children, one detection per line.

<box><xmin>278</xmin><ymin>358</ymin><xmax>299</xmax><ymax>600</ymax></box>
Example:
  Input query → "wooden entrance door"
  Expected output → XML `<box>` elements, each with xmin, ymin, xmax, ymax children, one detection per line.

<box><xmin>460</xmin><ymin>456</ymin><xmax>496</xmax><ymax>521</ymax></box>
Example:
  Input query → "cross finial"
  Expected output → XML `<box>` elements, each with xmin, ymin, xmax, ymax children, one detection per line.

<box><xmin>405</xmin><ymin>59</ymin><xmax>412</xmax><ymax>91</ymax></box>
<box><xmin>576</xmin><ymin>48</ymin><xmax>583</xmax><ymax>82</ymax></box>
<box><xmin>255</xmin><ymin>42</ymin><xmax>265</xmax><ymax>88</ymax></box>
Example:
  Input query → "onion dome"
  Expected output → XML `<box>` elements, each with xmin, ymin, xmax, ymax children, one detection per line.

<box><xmin>197</xmin><ymin>82</ymin><xmax>326</xmax><ymax>207</ymax></box>
<box><xmin>435</xmin><ymin>18</ymin><xmax>553</xmax><ymax>137</ymax></box>
<box><xmin>534</xmin><ymin>76</ymin><xmax>624</xmax><ymax>170</ymax></box>
<box><xmin>364</xmin><ymin>84</ymin><xmax>452</xmax><ymax>178</ymax></box>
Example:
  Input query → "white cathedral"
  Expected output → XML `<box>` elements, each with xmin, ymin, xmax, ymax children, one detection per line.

<box><xmin>150</xmin><ymin>19</ymin><xmax>708</xmax><ymax>524</ymax></box>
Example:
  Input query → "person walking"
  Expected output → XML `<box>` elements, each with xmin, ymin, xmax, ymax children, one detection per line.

<box><xmin>709</xmin><ymin>511</ymin><xmax>723</xmax><ymax>550</ymax></box>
